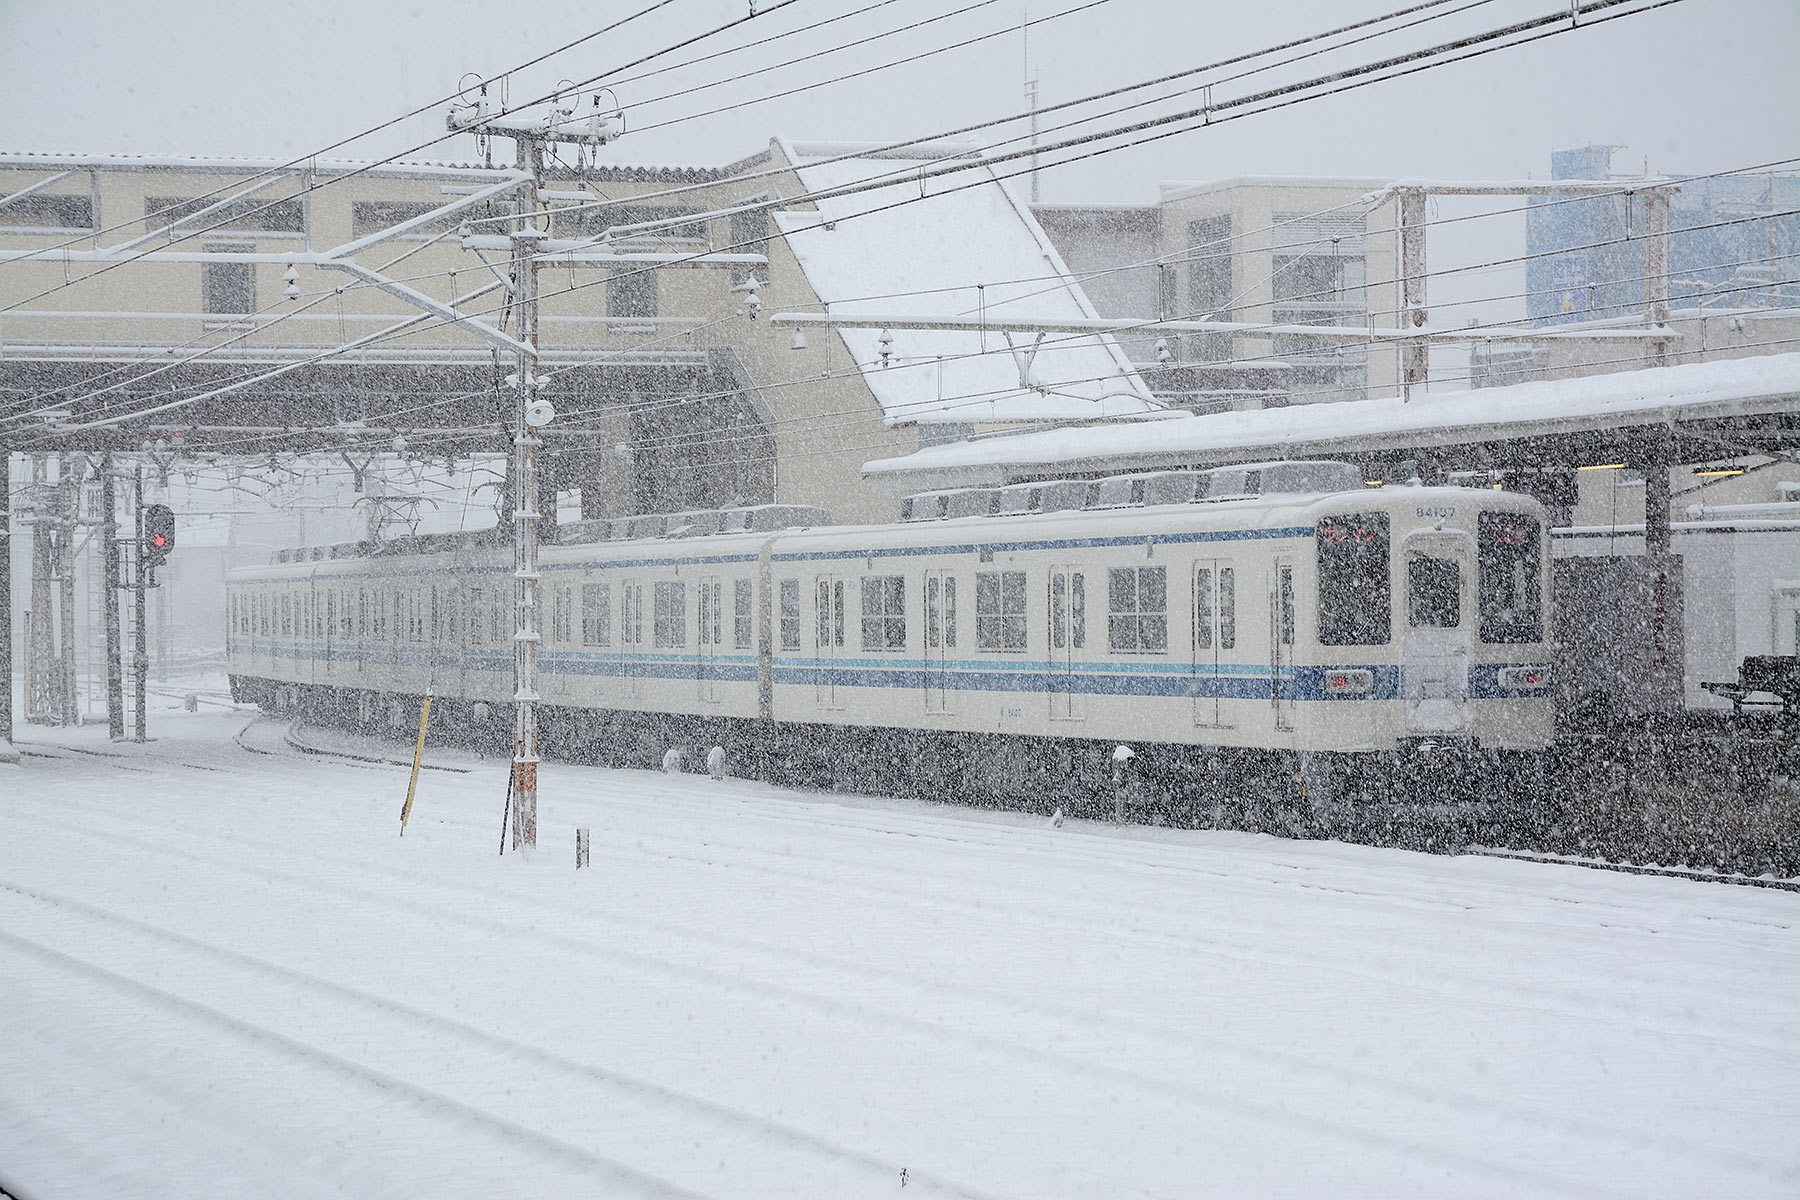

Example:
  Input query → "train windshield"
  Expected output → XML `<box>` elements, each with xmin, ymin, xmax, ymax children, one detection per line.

<box><xmin>1317</xmin><ymin>513</ymin><xmax>1391</xmax><ymax>645</ymax></box>
<box><xmin>1478</xmin><ymin>512</ymin><xmax>1543</xmax><ymax>643</ymax></box>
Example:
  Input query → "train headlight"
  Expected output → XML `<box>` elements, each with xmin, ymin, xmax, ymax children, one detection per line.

<box><xmin>1324</xmin><ymin>668</ymin><xmax>1373</xmax><ymax>696</ymax></box>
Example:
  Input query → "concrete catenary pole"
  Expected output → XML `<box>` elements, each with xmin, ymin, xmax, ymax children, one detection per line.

<box><xmin>102</xmin><ymin>455</ymin><xmax>123</xmax><ymax>740</ymax></box>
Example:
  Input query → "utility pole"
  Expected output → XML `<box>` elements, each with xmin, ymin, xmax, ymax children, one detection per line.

<box><xmin>447</xmin><ymin>88</ymin><xmax>622</xmax><ymax>851</ymax></box>
<box><xmin>102</xmin><ymin>455</ymin><xmax>123</xmax><ymax>740</ymax></box>
<box><xmin>133</xmin><ymin>465</ymin><xmax>147</xmax><ymax>743</ymax></box>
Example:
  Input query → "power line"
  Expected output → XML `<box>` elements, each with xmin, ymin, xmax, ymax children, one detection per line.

<box><xmin>0</xmin><ymin>0</ymin><xmax>1701</xmax><ymax>448</ymax></box>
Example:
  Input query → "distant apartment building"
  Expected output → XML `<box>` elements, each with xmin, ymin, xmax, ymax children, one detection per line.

<box><xmin>1035</xmin><ymin>177</ymin><xmax>1402</xmax><ymax>410</ymax></box>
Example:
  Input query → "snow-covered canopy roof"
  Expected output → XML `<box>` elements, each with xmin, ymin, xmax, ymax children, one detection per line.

<box><xmin>772</xmin><ymin>138</ymin><xmax>1158</xmax><ymax>427</ymax></box>
<box><xmin>862</xmin><ymin>353</ymin><xmax>1800</xmax><ymax>489</ymax></box>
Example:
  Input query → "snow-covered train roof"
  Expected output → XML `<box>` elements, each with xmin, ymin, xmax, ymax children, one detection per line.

<box><xmin>864</xmin><ymin>353</ymin><xmax>1800</xmax><ymax>489</ymax></box>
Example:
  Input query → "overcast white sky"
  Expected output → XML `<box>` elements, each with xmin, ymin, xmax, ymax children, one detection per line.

<box><xmin>2</xmin><ymin>0</ymin><xmax>1796</xmax><ymax>326</ymax></box>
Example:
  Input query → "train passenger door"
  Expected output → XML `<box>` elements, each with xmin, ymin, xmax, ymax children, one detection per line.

<box><xmin>621</xmin><ymin>582</ymin><xmax>645</xmax><ymax>701</ymax></box>
<box><xmin>923</xmin><ymin>569</ymin><xmax>956</xmax><ymax>714</ymax></box>
<box><xmin>814</xmin><ymin>573</ymin><xmax>846</xmax><ymax>708</ymax></box>
<box><xmin>1192</xmin><ymin>561</ymin><xmax>1237</xmax><ymax>727</ymax></box>
<box><xmin>1402</xmin><ymin>530</ymin><xmax>1474</xmax><ymax>734</ymax></box>
<box><xmin>1270</xmin><ymin>558</ymin><xmax>1296</xmax><ymax>731</ymax></box>
<box><xmin>1048</xmin><ymin>567</ymin><xmax>1085</xmax><ymax>721</ymax></box>
<box><xmin>697</xmin><ymin>574</ymin><xmax>723</xmax><ymax>703</ymax></box>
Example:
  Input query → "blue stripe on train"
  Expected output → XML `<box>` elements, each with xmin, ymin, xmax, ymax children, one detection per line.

<box><xmin>232</xmin><ymin>642</ymin><xmax>1547</xmax><ymax>701</ymax></box>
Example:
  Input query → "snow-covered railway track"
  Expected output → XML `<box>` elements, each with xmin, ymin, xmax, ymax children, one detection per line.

<box><xmin>0</xmin><ymin>880</ymin><xmax>993</xmax><ymax>1200</ymax></box>
<box><xmin>0</xmin><ymin>929</ymin><xmax>713</xmax><ymax>1200</ymax></box>
<box><xmin>1466</xmin><ymin>846</ymin><xmax>1800</xmax><ymax>892</ymax></box>
<box><xmin>7</xmin><ymin>790</ymin><xmax>1786</xmax><ymax>1194</ymax></box>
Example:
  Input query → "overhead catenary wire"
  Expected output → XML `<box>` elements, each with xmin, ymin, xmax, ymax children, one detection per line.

<box><xmin>0</xmin><ymin>0</ymin><xmax>1708</xmax><ymax>450</ymax></box>
<box><xmin>18</xmin><ymin>191</ymin><xmax>1789</xmax><ymax>456</ymax></box>
<box><xmin>0</xmin><ymin>0</ymin><xmax>1606</xmax><ymax>416</ymax></box>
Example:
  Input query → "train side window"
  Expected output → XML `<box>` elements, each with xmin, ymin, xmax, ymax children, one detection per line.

<box><xmin>1108</xmin><ymin>566</ymin><xmax>1167</xmax><ymax>653</ymax></box>
<box><xmin>653</xmin><ymin>581</ymin><xmax>686</xmax><ymax>648</ymax></box>
<box><xmin>1317</xmin><ymin>513</ymin><xmax>1391</xmax><ymax>645</ymax></box>
<box><xmin>861</xmin><ymin>574</ymin><xmax>907</xmax><ymax>650</ymax></box>
<box><xmin>734</xmin><ymin>578</ymin><xmax>754</xmax><ymax>649</ymax></box>
<box><xmin>780</xmin><ymin>578</ymin><xmax>801</xmax><ymax>650</ymax></box>
<box><xmin>976</xmin><ymin>570</ymin><xmax>1027</xmax><ymax>652</ymax></box>
<box><xmin>582</xmin><ymin>583</ymin><xmax>612</xmax><ymax>646</ymax></box>
<box><xmin>1477</xmin><ymin>512</ymin><xmax>1542</xmax><ymax>643</ymax></box>
<box><xmin>1408</xmin><ymin>556</ymin><xmax>1461</xmax><ymax>628</ymax></box>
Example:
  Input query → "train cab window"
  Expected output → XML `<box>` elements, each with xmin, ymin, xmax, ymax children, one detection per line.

<box><xmin>1317</xmin><ymin>513</ymin><xmax>1391</xmax><ymax>646</ymax></box>
<box><xmin>1108</xmin><ymin>566</ymin><xmax>1167</xmax><ymax>653</ymax></box>
<box><xmin>582</xmin><ymin>583</ymin><xmax>612</xmax><ymax>646</ymax></box>
<box><xmin>468</xmin><ymin>588</ymin><xmax>484</xmax><ymax>644</ymax></box>
<box><xmin>1478</xmin><ymin>512</ymin><xmax>1543</xmax><ymax>643</ymax></box>
<box><xmin>779</xmin><ymin>578</ymin><xmax>801</xmax><ymax>650</ymax></box>
<box><xmin>734</xmin><ymin>578</ymin><xmax>754</xmax><ymax>649</ymax></box>
<box><xmin>861</xmin><ymin>574</ymin><xmax>907</xmax><ymax>650</ymax></box>
<box><xmin>976</xmin><ymin>571</ymin><xmax>1027</xmax><ymax>652</ymax></box>
<box><xmin>1408</xmin><ymin>556</ymin><xmax>1462</xmax><ymax>628</ymax></box>
<box><xmin>653</xmin><ymin>581</ymin><xmax>685</xmax><ymax>648</ymax></box>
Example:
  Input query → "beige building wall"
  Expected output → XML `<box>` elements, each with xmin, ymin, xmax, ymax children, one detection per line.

<box><xmin>1</xmin><ymin>148</ymin><xmax>917</xmax><ymax>526</ymax></box>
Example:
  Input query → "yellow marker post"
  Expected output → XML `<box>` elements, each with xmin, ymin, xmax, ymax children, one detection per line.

<box><xmin>400</xmin><ymin>692</ymin><xmax>432</xmax><ymax>835</ymax></box>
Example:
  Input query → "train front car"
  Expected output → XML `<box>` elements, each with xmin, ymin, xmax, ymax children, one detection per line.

<box><xmin>1299</xmin><ymin>485</ymin><xmax>1555</xmax><ymax>836</ymax></box>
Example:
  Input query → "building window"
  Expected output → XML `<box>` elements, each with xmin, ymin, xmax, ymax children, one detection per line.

<box><xmin>582</xmin><ymin>582</ymin><xmax>613</xmax><ymax>646</ymax></box>
<box><xmin>734</xmin><ymin>578</ymin><xmax>754</xmax><ymax>649</ymax></box>
<box><xmin>3</xmin><ymin>193</ymin><xmax>95</xmax><ymax>231</ymax></box>
<box><xmin>653</xmin><ymin>580</ymin><xmax>686</xmax><ymax>648</ymax></box>
<box><xmin>1185</xmin><ymin>214</ymin><xmax>1233</xmax><ymax>363</ymax></box>
<box><xmin>351</xmin><ymin>200</ymin><xmax>460</xmax><ymax>239</ymax></box>
<box><xmin>779</xmin><ymin>578</ymin><xmax>801</xmax><ymax>650</ymax></box>
<box><xmin>730</xmin><ymin>205</ymin><xmax>771</xmax><ymax>284</ymax></box>
<box><xmin>975</xmin><ymin>571</ymin><xmax>1027</xmax><ymax>652</ymax></box>
<box><xmin>147</xmin><ymin>195</ymin><xmax>303</xmax><ymax>234</ymax></box>
<box><xmin>560</xmin><ymin>204</ymin><xmax>708</xmax><ymax>242</ymax></box>
<box><xmin>861</xmin><ymin>575</ymin><xmax>906</xmax><ymax>650</ymax></box>
<box><xmin>203</xmin><ymin>242</ymin><xmax>255</xmax><ymax>319</ymax></box>
<box><xmin>1108</xmin><ymin>566</ymin><xmax>1167</xmax><ymax>652</ymax></box>
<box><xmin>1272</xmin><ymin>211</ymin><xmax>1368</xmax><ymax>401</ymax></box>
<box><xmin>607</xmin><ymin>268</ymin><xmax>657</xmax><ymax>320</ymax></box>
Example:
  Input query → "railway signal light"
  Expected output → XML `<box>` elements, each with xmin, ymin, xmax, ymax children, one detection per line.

<box><xmin>144</xmin><ymin>503</ymin><xmax>175</xmax><ymax>568</ymax></box>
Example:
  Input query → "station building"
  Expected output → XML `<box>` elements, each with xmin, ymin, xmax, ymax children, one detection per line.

<box><xmin>0</xmin><ymin>138</ymin><xmax>1156</xmax><ymax>530</ymax></box>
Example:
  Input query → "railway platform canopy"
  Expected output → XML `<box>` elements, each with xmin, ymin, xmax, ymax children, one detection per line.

<box><xmin>861</xmin><ymin>352</ymin><xmax>1800</xmax><ymax>498</ymax></box>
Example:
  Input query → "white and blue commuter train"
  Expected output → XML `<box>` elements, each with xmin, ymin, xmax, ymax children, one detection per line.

<box><xmin>227</xmin><ymin>461</ymin><xmax>1556</xmax><ymax>834</ymax></box>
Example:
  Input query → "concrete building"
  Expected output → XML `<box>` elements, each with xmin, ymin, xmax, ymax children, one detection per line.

<box><xmin>1034</xmin><ymin>177</ymin><xmax>1402</xmax><ymax>409</ymax></box>
<box><xmin>1</xmin><ymin>139</ymin><xmax>1154</xmax><ymax>531</ymax></box>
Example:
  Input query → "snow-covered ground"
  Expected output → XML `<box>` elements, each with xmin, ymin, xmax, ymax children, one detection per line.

<box><xmin>3</xmin><ymin>689</ymin><xmax>1797</xmax><ymax>1199</ymax></box>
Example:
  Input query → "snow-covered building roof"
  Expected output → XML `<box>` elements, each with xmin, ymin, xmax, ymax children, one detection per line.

<box><xmin>772</xmin><ymin>138</ymin><xmax>1158</xmax><ymax>427</ymax></box>
<box><xmin>862</xmin><ymin>353</ymin><xmax>1800</xmax><ymax>489</ymax></box>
